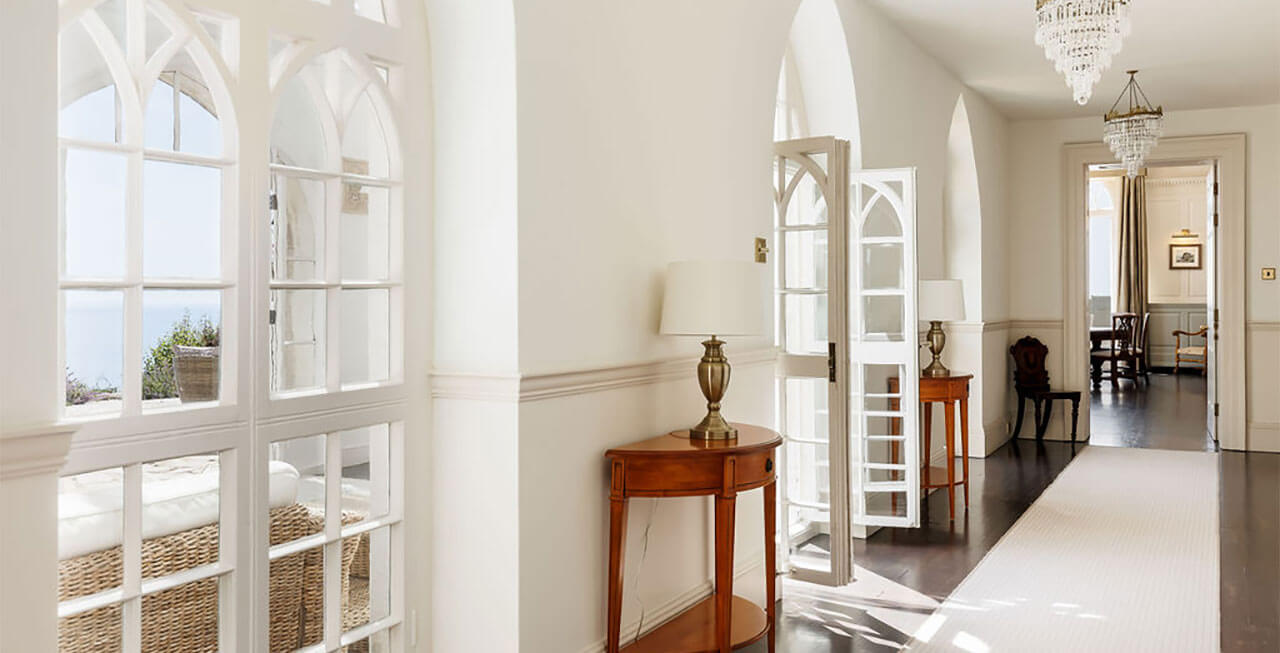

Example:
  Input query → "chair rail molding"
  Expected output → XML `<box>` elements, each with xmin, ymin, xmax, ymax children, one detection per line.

<box><xmin>0</xmin><ymin>425</ymin><xmax>77</xmax><ymax>479</ymax></box>
<box><xmin>431</xmin><ymin>347</ymin><xmax>780</xmax><ymax>403</ymax></box>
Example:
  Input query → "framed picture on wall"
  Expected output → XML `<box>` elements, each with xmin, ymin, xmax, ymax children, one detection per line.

<box><xmin>1169</xmin><ymin>244</ymin><xmax>1202</xmax><ymax>270</ymax></box>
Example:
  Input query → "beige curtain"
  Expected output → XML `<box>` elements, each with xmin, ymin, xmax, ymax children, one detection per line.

<box><xmin>1115</xmin><ymin>174</ymin><xmax>1148</xmax><ymax>316</ymax></box>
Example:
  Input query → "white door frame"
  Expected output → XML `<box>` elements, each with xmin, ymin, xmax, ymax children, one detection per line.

<box><xmin>1063</xmin><ymin>134</ymin><xmax>1247</xmax><ymax>450</ymax></box>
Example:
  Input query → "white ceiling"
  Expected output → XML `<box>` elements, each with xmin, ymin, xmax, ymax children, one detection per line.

<box><xmin>862</xmin><ymin>0</ymin><xmax>1280</xmax><ymax>120</ymax></box>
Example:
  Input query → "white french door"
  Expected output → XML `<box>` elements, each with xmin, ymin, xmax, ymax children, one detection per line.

<box><xmin>848</xmin><ymin>170</ymin><xmax>920</xmax><ymax>528</ymax></box>
<box><xmin>775</xmin><ymin>137</ymin><xmax>851</xmax><ymax>586</ymax></box>
<box><xmin>774</xmin><ymin>138</ymin><xmax>921</xmax><ymax>587</ymax></box>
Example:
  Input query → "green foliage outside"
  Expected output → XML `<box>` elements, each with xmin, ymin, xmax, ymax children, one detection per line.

<box><xmin>142</xmin><ymin>312</ymin><xmax>220</xmax><ymax>400</ymax></box>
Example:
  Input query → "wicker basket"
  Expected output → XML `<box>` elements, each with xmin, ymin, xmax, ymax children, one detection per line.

<box><xmin>56</xmin><ymin>504</ymin><xmax>370</xmax><ymax>653</ymax></box>
<box><xmin>174</xmin><ymin>346</ymin><xmax>219</xmax><ymax>402</ymax></box>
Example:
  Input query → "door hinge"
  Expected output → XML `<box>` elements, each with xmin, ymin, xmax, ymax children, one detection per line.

<box><xmin>268</xmin><ymin>192</ymin><xmax>278</xmax><ymax>211</ymax></box>
<box><xmin>828</xmin><ymin>342</ymin><xmax>837</xmax><ymax>382</ymax></box>
<box><xmin>1213</xmin><ymin>181</ymin><xmax>1219</xmax><ymax>197</ymax></box>
<box><xmin>1213</xmin><ymin>212</ymin><xmax>1219</xmax><ymax>227</ymax></box>
<box><xmin>1214</xmin><ymin>403</ymin><xmax>1220</xmax><ymax>417</ymax></box>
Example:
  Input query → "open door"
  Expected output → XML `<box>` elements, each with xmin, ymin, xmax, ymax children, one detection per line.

<box><xmin>849</xmin><ymin>170</ymin><xmax>921</xmax><ymax>529</ymax></box>
<box><xmin>774</xmin><ymin>137</ymin><xmax>852</xmax><ymax>586</ymax></box>
<box><xmin>774</xmin><ymin>138</ymin><xmax>922</xmax><ymax>587</ymax></box>
<box><xmin>1205</xmin><ymin>164</ymin><xmax>1219</xmax><ymax>443</ymax></box>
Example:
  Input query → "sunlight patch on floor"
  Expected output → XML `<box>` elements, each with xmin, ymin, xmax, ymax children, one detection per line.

<box><xmin>782</xmin><ymin>564</ymin><xmax>941</xmax><ymax>648</ymax></box>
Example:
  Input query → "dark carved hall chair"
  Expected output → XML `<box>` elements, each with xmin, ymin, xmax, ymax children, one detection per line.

<box><xmin>1010</xmin><ymin>336</ymin><xmax>1081</xmax><ymax>442</ymax></box>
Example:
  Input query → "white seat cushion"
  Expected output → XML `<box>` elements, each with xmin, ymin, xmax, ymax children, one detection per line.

<box><xmin>1178</xmin><ymin>346</ymin><xmax>1206</xmax><ymax>356</ymax></box>
<box><xmin>58</xmin><ymin>456</ymin><xmax>299</xmax><ymax>559</ymax></box>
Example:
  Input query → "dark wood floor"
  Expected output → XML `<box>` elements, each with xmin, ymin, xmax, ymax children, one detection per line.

<box><xmin>744</xmin><ymin>371</ymin><xmax>1280</xmax><ymax>652</ymax></box>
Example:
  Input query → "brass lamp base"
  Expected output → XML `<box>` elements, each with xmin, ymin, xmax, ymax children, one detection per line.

<box><xmin>689</xmin><ymin>336</ymin><xmax>738</xmax><ymax>440</ymax></box>
<box><xmin>923</xmin><ymin>320</ymin><xmax>951</xmax><ymax>378</ymax></box>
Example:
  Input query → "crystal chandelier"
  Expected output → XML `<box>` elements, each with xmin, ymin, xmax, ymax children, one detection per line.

<box><xmin>1103</xmin><ymin>70</ymin><xmax>1164</xmax><ymax>178</ymax></box>
<box><xmin>1034</xmin><ymin>0</ymin><xmax>1132</xmax><ymax>105</ymax></box>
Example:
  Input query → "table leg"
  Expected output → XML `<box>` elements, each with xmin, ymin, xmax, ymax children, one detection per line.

<box><xmin>959</xmin><ymin>395</ymin><xmax>970</xmax><ymax>510</ymax></box>
<box><xmin>922</xmin><ymin>402</ymin><xmax>933</xmax><ymax>488</ymax></box>
<box><xmin>944</xmin><ymin>400</ymin><xmax>956</xmax><ymax>522</ymax></box>
<box><xmin>763</xmin><ymin>479</ymin><xmax>777</xmax><ymax>653</ymax></box>
<box><xmin>714</xmin><ymin>494</ymin><xmax>737</xmax><ymax>653</ymax></box>
<box><xmin>607</xmin><ymin>494</ymin><xmax>628</xmax><ymax>653</ymax></box>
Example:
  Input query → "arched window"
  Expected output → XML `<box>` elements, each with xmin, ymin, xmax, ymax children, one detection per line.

<box><xmin>267</xmin><ymin>47</ymin><xmax>401</xmax><ymax>396</ymax></box>
<box><xmin>59</xmin><ymin>0</ymin><xmax>235</xmax><ymax>418</ymax></box>
<box><xmin>55</xmin><ymin>1</ymin><xmax>416</xmax><ymax>651</ymax></box>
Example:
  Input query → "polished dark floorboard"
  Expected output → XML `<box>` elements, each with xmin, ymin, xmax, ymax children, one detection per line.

<box><xmin>742</xmin><ymin>371</ymin><xmax>1280</xmax><ymax>652</ymax></box>
<box><xmin>1089</xmin><ymin>371</ymin><xmax>1214</xmax><ymax>451</ymax></box>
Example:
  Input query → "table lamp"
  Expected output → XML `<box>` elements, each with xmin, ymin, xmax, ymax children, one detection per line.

<box><xmin>919</xmin><ymin>279</ymin><xmax>965</xmax><ymax>378</ymax></box>
<box><xmin>660</xmin><ymin>261</ymin><xmax>767</xmax><ymax>440</ymax></box>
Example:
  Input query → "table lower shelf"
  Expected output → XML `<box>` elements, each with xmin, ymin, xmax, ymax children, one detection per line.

<box><xmin>619</xmin><ymin>594</ymin><xmax>768</xmax><ymax>653</ymax></box>
<box><xmin>921</xmin><ymin>464</ymin><xmax>967</xmax><ymax>490</ymax></box>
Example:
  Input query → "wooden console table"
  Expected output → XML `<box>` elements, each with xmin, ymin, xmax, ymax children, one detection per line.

<box><xmin>604</xmin><ymin>424</ymin><xmax>782</xmax><ymax>653</ymax></box>
<box><xmin>888</xmin><ymin>374</ymin><xmax>972</xmax><ymax>521</ymax></box>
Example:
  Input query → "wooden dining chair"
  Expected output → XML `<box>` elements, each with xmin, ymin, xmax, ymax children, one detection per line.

<box><xmin>1173</xmin><ymin>326</ymin><xmax>1209</xmax><ymax>375</ymax></box>
<box><xmin>1090</xmin><ymin>312</ymin><xmax>1140</xmax><ymax>389</ymax></box>
<box><xmin>1010</xmin><ymin>336</ymin><xmax>1081</xmax><ymax>442</ymax></box>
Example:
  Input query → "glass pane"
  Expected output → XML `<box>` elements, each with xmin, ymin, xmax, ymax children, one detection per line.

<box><xmin>65</xmin><ymin>290</ymin><xmax>123</xmax><ymax>415</ymax></box>
<box><xmin>145</xmin><ymin>10</ymin><xmax>174</xmax><ymax>61</ymax></box>
<box><xmin>785</xmin><ymin>440</ymin><xmax>828</xmax><ymax>508</ymax></box>
<box><xmin>269</xmin><ymin>547</ymin><xmax>324</xmax><ymax>652</ymax></box>
<box><xmin>862</xmin><ymin>193</ymin><xmax>902</xmax><ymax>238</ymax></box>
<box><xmin>59</xmin><ymin>603</ymin><xmax>121</xmax><ymax>652</ymax></box>
<box><xmin>272</xmin><ymin>435</ymin><xmax>327</xmax><ymax>540</ymax></box>
<box><xmin>861</xmin><ymin>490</ymin><xmax>908</xmax><ymax>520</ymax></box>
<box><xmin>340</xmin><ymin>289</ymin><xmax>390</xmax><ymax>385</ymax></box>
<box><xmin>272</xmin><ymin>66</ymin><xmax>330</xmax><ymax>170</ymax></box>
<box><xmin>784</xmin><ymin>378</ymin><xmax>828</xmax><ymax>442</ymax></box>
<box><xmin>141</xmin><ymin>577</ymin><xmax>219</xmax><ymax>652</ymax></box>
<box><xmin>783</xmin><ymin>293</ymin><xmax>826</xmax><ymax>355</ymax></box>
<box><xmin>343</xmin><ymin>630</ymin><xmax>391</xmax><ymax>653</ymax></box>
<box><xmin>96</xmin><ymin>0</ymin><xmax>127</xmax><ymax>47</ymax></box>
<box><xmin>143</xmin><ymin>160</ymin><xmax>221</xmax><ymax>279</ymax></box>
<box><xmin>341</xmin><ymin>185</ymin><xmax>390</xmax><ymax>281</ymax></box>
<box><xmin>343</xmin><ymin>92</ymin><xmax>390</xmax><ymax>179</ymax></box>
<box><xmin>59</xmin><ymin>21</ymin><xmax>119</xmax><ymax>143</ymax></box>
<box><xmin>58</xmin><ymin>467</ymin><xmax>124</xmax><ymax>600</ymax></box>
<box><xmin>272</xmin><ymin>289</ymin><xmax>326</xmax><ymax>393</ymax></box>
<box><xmin>271</xmin><ymin>175</ymin><xmax>326</xmax><ymax>281</ymax></box>
<box><xmin>353</xmin><ymin>0</ymin><xmax>387</xmax><ymax>22</ymax></box>
<box><xmin>861</xmin><ymin>243</ymin><xmax>904</xmax><ymax>290</ymax></box>
<box><xmin>862</xmin><ymin>295</ymin><xmax>905</xmax><ymax>342</ymax></box>
<box><xmin>64</xmin><ymin>149</ymin><xmax>127</xmax><ymax>279</ymax></box>
<box><xmin>783</xmin><ymin>171</ymin><xmax>826</xmax><ymax>226</ymax></box>
<box><xmin>787</xmin><ymin>505</ymin><xmax>831</xmax><ymax>572</ymax></box>
<box><xmin>783</xmin><ymin>230</ymin><xmax>826</xmax><ymax>291</ymax></box>
<box><xmin>141</xmin><ymin>454</ymin><xmax>220</xmax><ymax>578</ymax></box>
<box><xmin>339</xmin><ymin>424</ymin><xmax>390</xmax><ymax>522</ymax></box>
<box><xmin>142</xmin><ymin>290</ymin><xmax>221</xmax><ymax>405</ymax></box>
<box><xmin>194</xmin><ymin>13</ymin><xmax>226</xmax><ymax>59</ymax></box>
<box><xmin>342</xmin><ymin>527</ymin><xmax>391</xmax><ymax>632</ymax></box>
<box><xmin>144</xmin><ymin>52</ymin><xmax>221</xmax><ymax>157</ymax></box>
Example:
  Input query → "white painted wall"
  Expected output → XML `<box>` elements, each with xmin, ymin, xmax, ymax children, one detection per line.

<box><xmin>1006</xmin><ymin>104</ymin><xmax>1280</xmax><ymax>447</ymax></box>
<box><xmin>1146</xmin><ymin>172</ymin><xmax>1210</xmax><ymax>305</ymax></box>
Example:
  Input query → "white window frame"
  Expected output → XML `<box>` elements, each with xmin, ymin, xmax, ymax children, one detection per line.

<box><xmin>54</xmin><ymin>1</ymin><xmax>416</xmax><ymax>651</ymax></box>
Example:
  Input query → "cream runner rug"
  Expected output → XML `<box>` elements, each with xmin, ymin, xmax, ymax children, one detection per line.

<box><xmin>908</xmin><ymin>446</ymin><xmax>1219</xmax><ymax>653</ymax></box>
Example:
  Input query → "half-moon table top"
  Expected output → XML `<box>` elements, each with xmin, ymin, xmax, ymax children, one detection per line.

<box><xmin>605</xmin><ymin>423</ymin><xmax>781</xmax><ymax>459</ymax></box>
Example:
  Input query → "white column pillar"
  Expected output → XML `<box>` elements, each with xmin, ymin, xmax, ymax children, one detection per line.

<box><xmin>0</xmin><ymin>1</ymin><xmax>74</xmax><ymax>650</ymax></box>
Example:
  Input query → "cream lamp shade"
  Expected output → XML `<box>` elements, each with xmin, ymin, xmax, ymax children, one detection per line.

<box><xmin>660</xmin><ymin>261</ymin><xmax>767</xmax><ymax>336</ymax></box>
<box><xmin>919</xmin><ymin>279</ymin><xmax>966</xmax><ymax>323</ymax></box>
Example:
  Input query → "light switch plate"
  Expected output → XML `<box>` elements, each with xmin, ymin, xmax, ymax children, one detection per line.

<box><xmin>1263</xmin><ymin>267</ymin><xmax>1277</xmax><ymax>281</ymax></box>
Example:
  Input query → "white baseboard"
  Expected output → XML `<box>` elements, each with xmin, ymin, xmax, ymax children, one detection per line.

<box><xmin>577</xmin><ymin>554</ymin><xmax>764</xmax><ymax>653</ymax></box>
<box><xmin>1246</xmin><ymin>422</ymin><xmax>1280</xmax><ymax>453</ymax></box>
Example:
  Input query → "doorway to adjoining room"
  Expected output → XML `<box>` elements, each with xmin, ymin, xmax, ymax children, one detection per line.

<box><xmin>1084</xmin><ymin>163</ymin><xmax>1215</xmax><ymax>452</ymax></box>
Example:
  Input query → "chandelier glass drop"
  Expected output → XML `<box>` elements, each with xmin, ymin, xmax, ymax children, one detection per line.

<box><xmin>1103</xmin><ymin>70</ymin><xmax>1164</xmax><ymax>178</ymax></box>
<box><xmin>1034</xmin><ymin>0</ymin><xmax>1132</xmax><ymax>105</ymax></box>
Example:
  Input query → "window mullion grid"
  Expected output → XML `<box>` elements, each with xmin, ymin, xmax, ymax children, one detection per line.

<box><xmin>323</xmin><ymin>430</ymin><xmax>343</xmax><ymax>649</ymax></box>
<box><xmin>325</xmin><ymin>176</ymin><xmax>343</xmax><ymax>392</ymax></box>
<box><xmin>123</xmin><ymin>146</ymin><xmax>145</xmax><ymax>416</ymax></box>
<box><xmin>122</xmin><ymin>463</ymin><xmax>143</xmax><ymax>653</ymax></box>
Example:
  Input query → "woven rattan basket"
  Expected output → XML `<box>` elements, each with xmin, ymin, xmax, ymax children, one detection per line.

<box><xmin>57</xmin><ymin>504</ymin><xmax>371</xmax><ymax>653</ymax></box>
<box><xmin>174</xmin><ymin>345</ymin><xmax>219</xmax><ymax>402</ymax></box>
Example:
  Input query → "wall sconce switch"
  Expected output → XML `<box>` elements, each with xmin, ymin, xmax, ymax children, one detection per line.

<box><xmin>754</xmin><ymin>237</ymin><xmax>769</xmax><ymax>263</ymax></box>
